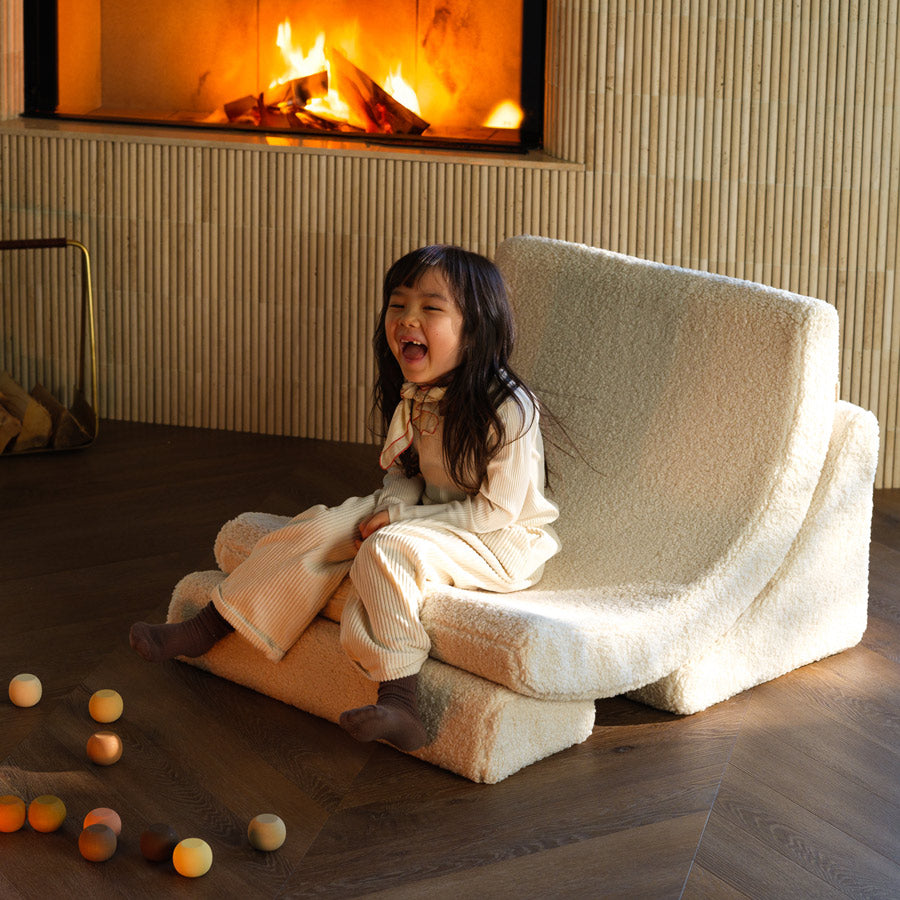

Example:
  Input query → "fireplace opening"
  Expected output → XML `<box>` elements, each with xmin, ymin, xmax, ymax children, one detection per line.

<box><xmin>24</xmin><ymin>1</ymin><xmax>546</xmax><ymax>153</ymax></box>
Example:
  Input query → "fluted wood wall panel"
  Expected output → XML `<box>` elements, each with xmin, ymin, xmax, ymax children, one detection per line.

<box><xmin>2</xmin><ymin>0</ymin><xmax>899</xmax><ymax>486</ymax></box>
<box><xmin>0</xmin><ymin>132</ymin><xmax>582</xmax><ymax>443</ymax></box>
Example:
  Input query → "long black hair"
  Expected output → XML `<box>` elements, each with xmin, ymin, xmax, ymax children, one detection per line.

<box><xmin>372</xmin><ymin>245</ymin><xmax>536</xmax><ymax>494</ymax></box>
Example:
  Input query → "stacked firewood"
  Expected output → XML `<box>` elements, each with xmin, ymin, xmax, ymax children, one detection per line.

<box><xmin>224</xmin><ymin>49</ymin><xmax>428</xmax><ymax>135</ymax></box>
<box><xmin>0</xmin><ymin>370</ymin><xmax>92</xmax><ymax>453</ymax></box>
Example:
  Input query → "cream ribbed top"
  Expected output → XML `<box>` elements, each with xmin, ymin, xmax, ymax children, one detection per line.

<box><xmin>375</xmin><ymin>387</ymin><xmax>559</xmax><ymax>534</ymax></box>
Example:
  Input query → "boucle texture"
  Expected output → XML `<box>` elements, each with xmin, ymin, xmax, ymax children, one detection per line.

<box><xmin>169</xmin><ymin>570</ymin><xmax>596</xmax><ymax>784</ymax></box>
<box><xmin>628</xmin><ymin>401</ymin><xmax>879</xmax><ymax>713</ymax></box>
<box><xmin>211</xmin><ymin>236</ymin><xmax>842</xmax><ymax>702</ymax></box>
<box><xmin>168</xmin><ymin>234</ymin><xmax>877</xmax><ymax>780</ymax></box>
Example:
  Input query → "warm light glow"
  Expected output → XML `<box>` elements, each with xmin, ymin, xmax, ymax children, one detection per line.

<box><xmin>384</xmin><ymin>63</ymin><xmax>421</xmax><ymax>115</ymax></box>
<box><xmin>306</xmin><ymin>88</ymin><xmax>352</xmax><ymax>123</ymax></box>
<box><xmin>484</xmin><ymin>100</ymin><xmax>524</xmax><ymax>129</ymax></box>
<box><xmin>270</xmin><ymin>24</ymin><xmax>328</xmax><ymax>86</ymax></box>
<box><xmin>267</xmin><ymin>18</ymin><xmax>420</xmax><ymax>129</ymax></box>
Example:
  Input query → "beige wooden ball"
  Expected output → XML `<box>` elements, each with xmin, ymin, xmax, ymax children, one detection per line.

<box><xmin>248</xmin><ymin>813</ymin><xmax>286</xmax><ymax>851</ymax></box>
<box><xmin>8</xmin><ymin>673</ymin><xmax>42</xmax><ymax>707</ymax></box>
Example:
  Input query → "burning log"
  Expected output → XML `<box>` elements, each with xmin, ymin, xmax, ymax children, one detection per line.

<box><xmin>262</xmin><ymin>72</ymin><xmax>328</xmax><ymax>110</ymax></box>
<box><xmin>222</xmin><ymin>51</ymin><xmax>427</xmax><ymax>137</ymax></box>
<box><xmin>328</xmin><ymin>49</ymin><xmax>429</xmax><ymax>135</ymax></box>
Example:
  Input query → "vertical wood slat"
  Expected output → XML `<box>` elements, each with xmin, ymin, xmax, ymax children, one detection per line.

<box><xmin>1</xmin><ymin>0</ymin><xmax>899</xmax><ymax>485</ymax></box>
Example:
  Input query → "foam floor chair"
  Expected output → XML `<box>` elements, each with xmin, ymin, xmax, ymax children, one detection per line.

<box><xmin>168</xmin><ymin>235</ymin><xmax>879</xmax><ymax>783</ymax></box>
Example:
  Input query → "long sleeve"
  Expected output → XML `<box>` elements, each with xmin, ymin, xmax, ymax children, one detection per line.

<box><xmin>385</xmin><ymin>392</ymin><xmax>558</xmax><ymax>534</ymax></box>
<box><xmin>374</xmin><ymin>465</ymin><xmax>425</xmax><ymax>513</ymax></box>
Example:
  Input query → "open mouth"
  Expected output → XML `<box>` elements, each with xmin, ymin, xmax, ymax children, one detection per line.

<box><xmin>400</xmin><ymin>339</ymin><xmax>428</xmax><ymax>362</ymax></box>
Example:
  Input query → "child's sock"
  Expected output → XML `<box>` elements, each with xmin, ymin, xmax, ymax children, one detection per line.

<box><xmin>339</xmin><ymin>674</ymin><xmax>428</xmax><ymax>751</ymax></box>
<box><xmin>129</xmin><ymin>601</ymin><xmax>234</xmax><ymax>662</ymax></box>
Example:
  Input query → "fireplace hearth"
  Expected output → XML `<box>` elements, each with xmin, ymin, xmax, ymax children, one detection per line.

<box><xmin>24</xmin><ymin>1</ymin><xmax>545</xmax><ymax>152</ymax></box>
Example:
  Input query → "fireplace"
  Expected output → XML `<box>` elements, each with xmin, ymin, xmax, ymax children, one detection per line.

<box><xmin>24</xmin><ymin>0</ymin><xmax>545</xmax><ymax>152</ymax></box>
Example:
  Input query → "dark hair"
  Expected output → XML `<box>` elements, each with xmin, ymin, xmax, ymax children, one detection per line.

<box><xmin>372</xmin><ymin>245</ymin><xmax>536</xmax><ymax>493</ymax></box>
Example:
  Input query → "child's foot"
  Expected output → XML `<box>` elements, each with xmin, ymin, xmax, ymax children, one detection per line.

<box><xmin>339</xmin><ymin>675</ymin><xmax>428</xmax><ymax>751</ymax></box>
<box><xmin>129</xmin><ymin>601</ymin><xmax>233</xmax><ymax>662</ymax></box>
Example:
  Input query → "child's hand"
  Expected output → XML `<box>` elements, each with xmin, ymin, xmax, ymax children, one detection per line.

<box><xmin>355</xmin><ymin>510</ymin><xmax>391</xmax><ymax>548</ymax></box>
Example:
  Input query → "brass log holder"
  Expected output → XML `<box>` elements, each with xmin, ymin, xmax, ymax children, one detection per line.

<box><xmin>0</xmin><ymin>237</ymin><xmax>99</xmax><ymax>453</ymax></box>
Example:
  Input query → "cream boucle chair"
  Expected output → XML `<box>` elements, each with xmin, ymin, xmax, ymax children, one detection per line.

<box><xmin>168</xmin><ymin>236</ymin><xmax>879</xmax><ymax>783</ymax></box>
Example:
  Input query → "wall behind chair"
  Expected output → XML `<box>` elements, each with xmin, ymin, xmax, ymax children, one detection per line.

<box><xmin>2</xmin><ymin>1</ymin><xmax>899</xmax><ymax>487</ymax></box>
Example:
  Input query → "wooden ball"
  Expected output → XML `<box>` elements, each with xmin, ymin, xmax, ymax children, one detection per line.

<box><xmin>140</xmin><ymin>823</ymin><xmax>180</xmax><ymax>862</ymax></box>
<box><xmin>86</xmin><ymin>731</ymin><xmax>123</xmax><ymax>766</ymax></box>
<box><xmin>172</xmin><ymin>837</ymin><xmax>213</xmax><ymax>878</ymax></box>
<box><xmin>248</xmin><ymin>813</ymin><xmax>286</xmax><ymax>851</ymax></box>
<box><xmin>88</xmin><ymin>689</ymin><xmax>123</xmax><ymax>723</ymax></box>
<box><xmin>27</xmin><ymin>794</ymin><xmax>67</xmax><ymax>833</ymax></box>
<box><xmin>8</xmin><ymin>673</ymin><xmax>42</xmax><ymax>707</ymax></box>
<box><xmin>79</xmin><ymin>823</ymin><xmax>117</xmax><ymax>862</ymax></box>
<box><xmin>83</xmin><ymin>807</ymin><xmax>122</xmax><ymax>836</ymax></box>
<box><xmin>0</xmin><ymin>794</ymin><xmax>26</xmax><ymax>833</ymax></box>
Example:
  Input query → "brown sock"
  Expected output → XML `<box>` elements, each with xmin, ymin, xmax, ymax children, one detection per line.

<box><xmin>129</xmin><ymin>601</ymin><xmax>234</xmax><ymax>662</ymax></box>
<box><xmin>338</xmin><ymin>674</ymin><xmax>428</xmax><ymax>752</ymax></box>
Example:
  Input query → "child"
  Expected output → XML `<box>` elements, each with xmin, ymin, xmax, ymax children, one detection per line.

<box><xmin>130</xmin><ymin>245</ymin><xmax>560</xmax><ymax>752</ymax></box>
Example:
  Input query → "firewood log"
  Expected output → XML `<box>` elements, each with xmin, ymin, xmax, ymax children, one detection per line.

<box><xmin>0</xmin><ymin>402</ymin><xmax>22</xmax><ymax>452</ymax></box>
<box><xmin>328</xmin><ymin>49</ymin><xmax>429</xmax><ymax>135</ymax></box>
<box><xmin>31</xmin><ymin>383</ymin><xmax>91</xmax><ymax>449</ymax></box>
<box><xmin>0</xmin><ymin>371</ymin><xmax>52</xmax><ymax>452</ymax></box>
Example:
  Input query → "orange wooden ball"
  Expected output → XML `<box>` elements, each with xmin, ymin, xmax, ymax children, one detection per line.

<box><xmin>27</xmin><ymin>794</ymin><xmax>67</xmax><ymax>833</ymax></box>
<box><xmin>86</xmin><ymin>731</ymin><xmax>123</xmax><ymax>766</ymax></box>
<box><xmin>83</xmin><ymin>807</ymin><xmax>122</xmax><ymax>836</ymax></box>
<box><xmin>172</xmin><ymin>837</ymin><xmax>213</xmax><ymax>877</ymax></box>
<box><xmin>0</xmin><ymin>794</ymin><xmax>26</xmax><ymax>833</ymax></box>
<box><xmin>79</xmin><ymin>823</ymin><xmax>117</xmax><ymax>862</ymax></box>
<box><xmin>88</xmin><ymin>689</ymin><xmax>123</xmax><ymax>723</ymax></box>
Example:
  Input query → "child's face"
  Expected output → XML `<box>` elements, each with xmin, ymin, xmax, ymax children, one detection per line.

<box><xmin>385</xmin><ymin>268</ymin><xmax>466</xmax><ymax>385</ymax></box>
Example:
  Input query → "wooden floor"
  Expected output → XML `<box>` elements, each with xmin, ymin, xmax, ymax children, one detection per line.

<box><xmin>1</xmin><ymin>420</ymin><xmax>898</xmax><ymax>899</ymax></box>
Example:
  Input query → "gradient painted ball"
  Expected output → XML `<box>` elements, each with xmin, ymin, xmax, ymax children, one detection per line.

<box><xmin>172</xmin><ymin>837</ymin><xmax>213</xmax><ymax>877</ymax></box>
<box><xmin>83</xmin><ymin>807</ymin><xmax>122</xmax><ymax>836</ymax></box>
<box><xmin>140</xmin><ymin>823</ymin><xmax>180</xmax><ymax>862</ymax></box>
<box><xmin>0</xmin><ymin>794</ymin><xmax>26</xmax><ymax>832</ymax></box>
<box><xmin>8</xmin><ymin>673</ymin><xmax>42</xmax><ymax>707</ymax></box>
<box><xmin>27</xmin><ymin>794</ymin><xmax>67</xmax><ymax>832</ymax></box>
<box><xmin>248</xmin><ymin>813</ymin><xmax>286</xmax><ymax>851</ymax></box>
<box><xmin>86</xmin><ymin>731</ymin><xmax>123</xmax><ymax>765</ymax></box>
<box><xmin>88</xmin><ymin>689</ymin><xmax>123</xmax><ymax>723</ymax></box>
<box><xmin>79</xmin><ymin>823</ymin><xmax>118</xmax><ymax>862</ymax></box>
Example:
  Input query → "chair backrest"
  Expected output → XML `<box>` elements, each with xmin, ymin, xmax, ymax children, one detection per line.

<box><xmin>496</xmin><ymin>235</ymin><xmax>838</xmax><ymax>590</ymax></box>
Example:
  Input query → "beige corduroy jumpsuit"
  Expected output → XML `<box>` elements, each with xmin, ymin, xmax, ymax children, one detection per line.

<box><xmin>213</xmin><ymin>385</ymin><xmax>560</xmax><ymax>682</ymax></box>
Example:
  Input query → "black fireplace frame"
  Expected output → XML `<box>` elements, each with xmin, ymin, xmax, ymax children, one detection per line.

<box><xmin>23</xmin><ymin>0</ymin><xmax>546</xmax><ymax>154</ymax></box>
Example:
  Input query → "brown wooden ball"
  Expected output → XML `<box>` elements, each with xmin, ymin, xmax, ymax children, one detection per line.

<box><xmin>140</xmin><ymin>822</ymin><xmax>180</xmax><ymax>862</ymax></box>
<box><xmin>79</xmin><ymin>823</ymin><xmax>117</xmax><ymax>862</ymax></box>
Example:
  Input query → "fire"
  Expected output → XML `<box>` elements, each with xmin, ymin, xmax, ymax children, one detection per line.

<box><xmin>272</xmin><ymin>23</ymin><xmax>327</xmax><ymax>83</ymax></box>
<box><xmin>384</xmin><ymin>64</ymin><xmax>421</xmax><ymax>116</ymax></box>
<box><xmin>269</xmin><ymin>19</ymin><xmax>421</xmax><ymax>127</ymax></box>
<box><xmin>484</xmin><ymin>100</ymin><xmax>524</xmax><ymax>129</ymax></box>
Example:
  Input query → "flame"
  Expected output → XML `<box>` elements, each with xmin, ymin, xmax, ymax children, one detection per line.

<box><xmin>270</xmin><ymin>24</ymin><xmax>327</xmax><ymax>86</ymax></box>
<box><xmin>268</xmin><ymin>18</ymin><xmax>421</xmax><ymax>128</ymax></box>
<box><xmin>384</xmin><ymin>64</ymin><xmax>421</xmax><ymax>116</ymax></box>
<box><xmin>484</xmin><ymin>100</ymin><xmax>524</xmax><ymax>129</ymax></box>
